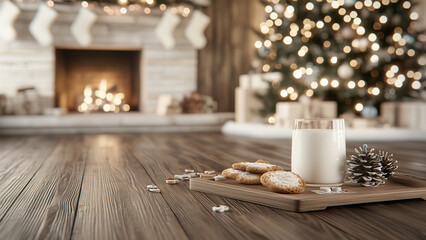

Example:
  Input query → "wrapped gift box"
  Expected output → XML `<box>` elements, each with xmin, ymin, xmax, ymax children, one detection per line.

<box><xmin>352</xmin><ymin>118</ymin><xmax>378</xmax><ymax>129</ymax></box>
<box><xmin>235</xmin><ymin>72</ymin><xmax>281</xmax><ymax>123</ymax></box>
<box><xmin>275</xmin><ymin>100</ymin><xmax>337</xmax><ymax>129</ymax></box>
<box><xmin>398</xmin><ymin>102</ymin><xmax>426</xmax><ymax>130</ymax></box>
<box><xmin>235</xmin><ymin>87</ymin><xmax>266</xmax><ymax>123</ymax></box>
<box><xmin>380</xmin><ymin>102</ymin><xmax>398</xmax><ymax>127</ymax></box>
<box><xmin>156</xmin><ymin>95</ymin><xmax>182</xmax><ymax>115</ymax></box>
<box><xmin>381</xmin><ymin>101</ymin><xmax>426</xmax><ymax>130</ymax></box>
<box><xmin>275</xmin><ymin>102</ymin><xmax>303</xmax><ymax>128</ymax></box>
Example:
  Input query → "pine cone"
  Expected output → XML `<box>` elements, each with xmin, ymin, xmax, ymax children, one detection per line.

<box><xmin>347</xmin><ymin>144</ymin><xmax>384</xmax><ymax>187</ymax></box>
<box><xmin>378</xmin><ymin>150</ymin><xmax>398</xmax><ymax>180</ymax></box>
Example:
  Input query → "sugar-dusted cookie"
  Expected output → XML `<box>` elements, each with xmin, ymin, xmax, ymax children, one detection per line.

<box><xmin>255</xmin><ymin>159</ymin><xmax>270</xmax><ymax>164</ymax></box>
<box><xmin>222</xmin><ymin>168</ymin><xmax>262</xmax><ymax>185</ymax></box>
<box><xmin>260</xmin><ymin>171</ymin><xmax>305</xmax><ymax>193</ymax></box>
<box><xmin>232</xmin><ymin>161</ymin><xmax>283</xmax><ymax>174</ymax></box>
<box><xmin>236</xmin><ymin>173</ymin><xmax>262</xmax><ymax>185</ymax></box>
<box><xmin>222</xmin><ymin>168</ymin><xmax>246</xmax><ymax>179</ymax></box>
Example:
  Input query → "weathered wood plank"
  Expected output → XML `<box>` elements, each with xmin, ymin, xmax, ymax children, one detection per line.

<box><xmin>190</xmin><ymin>176</ymin><xmax>426</xmax><ymax>212</ymax></box>
<box><xmin>190</xmin><ymin>189</ymin><xmax>354</xmax><ymax>240</ymax></box>
<box><xmin>310</xmin><ymin>202</ymin><xmax>426</xmax><ymax>239</ymax></box>
<box><xmin>0</xmin><ymin>136</ymin><xmax>58</xmax><ymax>221</ymax></box>
<box><xmin>183</xmin><ymin>133</ymin><xmax>291</xmax><ymax>168</ymax></box>
<box><xmin>35</xmin><ymin>135</ymin><xmax>87</xmax><ymax>240</ymax></box>
<box><xmin>0</xmin><ymin>136</ymin><xmax>27</xmax><ymax>159</ymax></box>
<box><xmin>130</xmin><ymin>149</ymin><xmax>245</xmax><ymax>240</ymax></box>
<box><xmin>0</xmin><ymin>136</ymin><xmax>82</xmax><ymax>240</ymax></box>
<box><xmin>198</xmin><ymin>0</ymin><xmax>254</xmax><ymax>112</ymax></box>
<box><xmin>72</xmin><ymin>135</ymin><xmax>188</xmax><ymax>240</ymax></box>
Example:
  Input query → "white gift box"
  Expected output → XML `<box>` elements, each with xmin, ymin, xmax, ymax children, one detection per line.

<box><xmin>275</xmin><ymin>100</ymin><xmax>337</xmax><ymax>129</ymax></box>
<box><xmin>398</xmin><ymin>102</ymin><xmax>426</xmax><ymax>130</ymax></box>
<box><xmin>380</xmin><ymin>101</ymin><xmax>426</xmax><ymax>129</ymax></box>
<box><xmin>303</xmin><ymin>99</ymin><xmax>337</xmax><ymax>118</ymax></box>
<box><xmin>235</xmin><ymin>87</ymin><xmax>265</xmax><ymax>123</ymax></box>
<box><xmin>238</xmin><ymin>72</ymin><xmax>281</xmax><ymax>89</ymax></box>
<box><xmin>352</xmin><ymin>118</ymin><xmax>377</xmax><ymax>129</ymax></box>
<box><xmin>156</xmin><ymin>95</ymin><xmax>181</xmax><ymax>115</ymax></box>
<box><xmin>317</xmin><ymin>101</ymin><xmax>337</xmax><ymax>118</ymax></box>
<box><xmin>235</xmin><ymin>72</ymin><xmax>281</xmax><ymax>123</ymax></box>
<box><xmin>380</xmin><ymin>102</ymin><xmax>398</xmax><ymax>126</ymax></box>
<box><xmin>275</xmin><ymin>102</ymin><xmax>303</xmax><ymax>128</ymax></box>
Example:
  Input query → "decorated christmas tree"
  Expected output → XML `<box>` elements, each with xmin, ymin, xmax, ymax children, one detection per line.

<box><xmin>255</xmin><ymin>0</ymin><xmax>425</xmax><ymax>116</ymax></box>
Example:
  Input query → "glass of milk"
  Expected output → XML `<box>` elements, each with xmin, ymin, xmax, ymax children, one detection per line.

<box><xmin>291</xmin><ymin>119</ymin><xmax>346</xmax><ymax>186</ymax></box>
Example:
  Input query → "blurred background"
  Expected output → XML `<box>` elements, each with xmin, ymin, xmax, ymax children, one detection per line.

<box><xmin>0</xmin><ymin>0</ymin><xmax>424</xmax><ymax>137</ymax></box>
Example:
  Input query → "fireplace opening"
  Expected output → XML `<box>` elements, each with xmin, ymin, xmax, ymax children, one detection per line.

<box><xmin>55</xmin><ymin>48</ymin><xmax>141</xmax><ymax>112</ymax></box>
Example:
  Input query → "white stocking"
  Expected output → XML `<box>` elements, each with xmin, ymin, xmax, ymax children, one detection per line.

<box><xmin>0</xmin><ymin>1</ymin><xmax>20</xmax><ymax>42</ymax></box>
<box><xmin>185</xmin><ymin>10</ymin><xmax>210</xmax><ymax>49</ymax></box>
<box><xmin>71</xmin><ymin>8</ymin><xmax>97</xmax><ymax>46</ymax></box>
<box><xmin>29</xmin><ymin>4</ymin><xmax>58</xmax><ymax>46</ymax></box>
<box><xmin>155</xmin><ymin>10</ymin><xmax>181</xmax><ymax>49</ymax></box>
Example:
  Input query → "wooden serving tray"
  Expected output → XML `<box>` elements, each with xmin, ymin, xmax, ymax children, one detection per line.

<box><xmin>189</xmin><ymin>174</ymin><xmax>426</xmax><ymax>212</ymax></box>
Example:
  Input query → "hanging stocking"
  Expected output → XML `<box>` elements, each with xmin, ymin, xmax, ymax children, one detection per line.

<box><xmin>185</xmin><ymin>10</ymin><xmax>210</xmax><ymax>49</ymax></box>
<box><xmin>155</xmin><ymin>10</ymin><xmax>181</xmax><ymax>49</ymax></box>
<box><xmin>71</xmin><ymin>8</ymin><xmax>97</xmax><ymax>46</ymax></box>
<box><xmin>189</xmin><ymin>0</ymin><xmax>211</xmax><ymax>6</ymax></box>
<box><xmin>29</xmin><ymin>4</ymin><xmax>58</xmax><ymax>46</ymax></box>
<box><xmin>0</xmin><ymin>1</ymin><xmax>20</xmax><ymax>42</ymax></box>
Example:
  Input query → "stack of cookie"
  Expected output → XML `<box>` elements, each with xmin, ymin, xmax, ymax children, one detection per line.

<box><xmin>222</xmin><ymin>159</ymin><xmax>306</xmax><ymax>194</ymax></box>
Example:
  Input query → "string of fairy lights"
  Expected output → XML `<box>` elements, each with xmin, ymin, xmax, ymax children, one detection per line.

<box><xmin>255</xmin><ymin>0</ymin><xmax>425</xmax><ymax>114</ymax></box>
<box><xmin>13</xmin><ymin>0</ymin><xmax>201</xmax><ymax>17</ymax></box>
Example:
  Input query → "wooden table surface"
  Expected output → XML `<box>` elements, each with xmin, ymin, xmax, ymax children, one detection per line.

<box><xmin>0</xmin><ymin>133</ymin><xmax>424</xmax><ymax>240</ymax></box>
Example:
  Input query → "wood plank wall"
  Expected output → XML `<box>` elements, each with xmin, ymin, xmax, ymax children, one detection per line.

<box><xmin>198</xmin><ymin>0</ymin><xmax>262</xmax><ymax>112</ymax></box>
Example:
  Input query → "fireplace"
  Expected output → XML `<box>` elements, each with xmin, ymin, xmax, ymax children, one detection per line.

<box><xmin>55</xmin><ymin>49</ymin><xmax>141</xmax><ymax>112</ymax></box>
<box><xmin>0</xmin><ymin>7</ymin><xmax>197</xmax><ymax>114</ymax></box>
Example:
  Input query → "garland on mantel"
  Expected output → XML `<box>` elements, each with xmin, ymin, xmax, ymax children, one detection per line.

<box><xmin>44</xmin><ymin>0</ymin><xmax>209</xmax><ymax>8</ymax></box>
<box><xmin>37</xmin><ymin>0</ymin><xmax>210</xmax><ymax>15</ymax></box>
<box><xmin>0</xmin><ymin>0</ymin><xmax>211</xmax><ymax>48</ymax></box>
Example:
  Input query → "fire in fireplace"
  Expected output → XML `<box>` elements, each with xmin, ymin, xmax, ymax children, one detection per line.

<box><xmin>55</xmin><ymin>48</ymin><xmax>141</xmax><ymax>112</ymax></box>
<box><xmin>77</xmin><ymin>79</ymin><xmax>130</xmax><ymax>113</ymax></box>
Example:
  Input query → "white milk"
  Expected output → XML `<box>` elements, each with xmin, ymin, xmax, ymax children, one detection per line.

<box><xmin>291</xmin><ymin>129</ymin><xmax>346</xmax><ymax>185</ymax></box>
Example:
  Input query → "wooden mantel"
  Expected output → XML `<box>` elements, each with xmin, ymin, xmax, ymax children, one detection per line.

<box><xmin>0</xmin><ymin>113</ymin><xmax>234</xmax><ymax>135</ymax></box>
